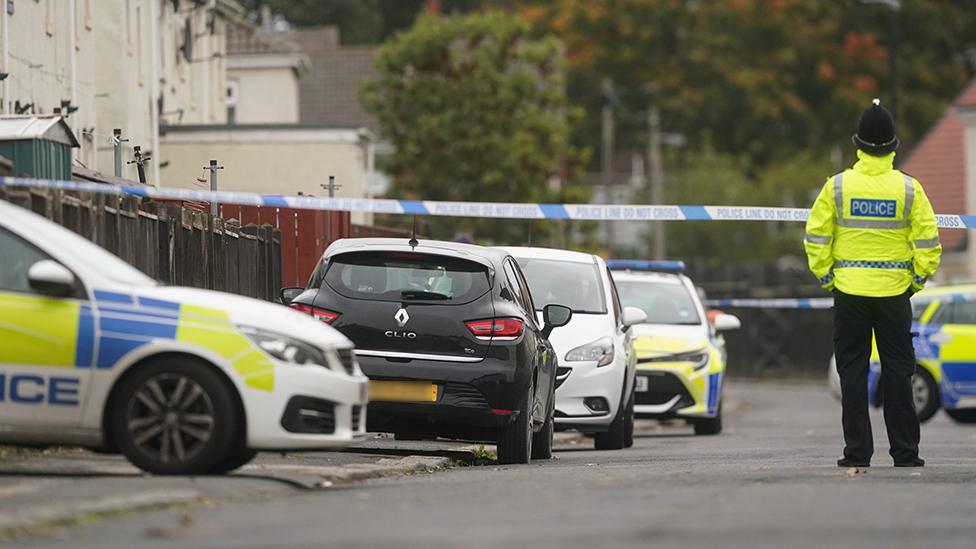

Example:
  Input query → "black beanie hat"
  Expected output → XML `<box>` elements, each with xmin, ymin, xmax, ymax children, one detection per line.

<box><xmin>852</xmin><ymin>98</ymin><xmax>899</xmax><ymax>156</ymax></box>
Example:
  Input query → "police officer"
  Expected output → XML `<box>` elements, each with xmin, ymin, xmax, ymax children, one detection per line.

<box><xmin>805</xmin><ymin>99</ymin><xmax>941</xmax><ymax>468</ymax></box>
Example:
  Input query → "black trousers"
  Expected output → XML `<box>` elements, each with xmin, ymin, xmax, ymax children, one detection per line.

<box><xmin>834</xmin><ymin>289</ymin><xmax>920</xmax><ymax>464</ymax></box>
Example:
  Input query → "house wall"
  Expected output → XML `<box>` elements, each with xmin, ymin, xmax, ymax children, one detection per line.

<box><xmin>961</xmin><ymin>107</ymin><xmax>976</xmax><ymax>283</ymax></box>
<box><xmin>0</xmin><ymin>0</ymin><xmax>97</xmax><ymax>169</ymax></box>
<box><xmin>159</xmin><ymin>128</ymin><xmax>369</xmax><ymax>223</ymax></box>
<box><xmin>226</xmin><ymin>66</ymin><xmax>300</xmax><ymax>124</ymax></box>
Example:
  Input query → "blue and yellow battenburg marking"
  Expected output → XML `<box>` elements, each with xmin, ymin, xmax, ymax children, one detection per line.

<box><xmin>0</xmin><ymin>289</ymin><xmax>275</xmax><ymax>392</ymax></box>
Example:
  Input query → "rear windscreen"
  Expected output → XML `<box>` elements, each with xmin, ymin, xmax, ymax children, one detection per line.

<box><xmin>324</xmin><ymin>251</ymin><xmax>491</xmax><ymax>304</ymax></box>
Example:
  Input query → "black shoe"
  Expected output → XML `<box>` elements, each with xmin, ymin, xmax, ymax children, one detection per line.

<box><xmin>894</xmin><ymin>458</ymin><xmax>925</xmax><ymax>467</ymax></box>
<box><xmin>837</xmin><ymin>458</ymin><xmax>870</xmax><ymax>468</ymax></box>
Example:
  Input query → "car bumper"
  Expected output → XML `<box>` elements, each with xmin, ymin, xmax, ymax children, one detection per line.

<box><xmin>553</xmin><ymin>359</ymin><xmax>624</xmax><ymax>431</ymax></box>
<box><xmin>244</xmin><ymin>362</ymin><xmax>369</xmax><ymax>450</ymax></box>
<box><xmin>356</xmin><ymin>354</ymin><xmax>525</xmax><ymax>439</ymax></box>
<box><xmin>633</xmin><ymin>361</ymin><xmax>721</xmax><ymax>419</ymax></box>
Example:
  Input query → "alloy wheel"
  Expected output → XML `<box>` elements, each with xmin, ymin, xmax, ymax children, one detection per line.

<box><xmin>912</xmin><ymin>374</ymin><xmax>930</xmax><ymax>413</ymax></box>
<box><xmin>125</xmin><ymin>374</ymin><xmax>216</xmax><ymax>464</ymax></box>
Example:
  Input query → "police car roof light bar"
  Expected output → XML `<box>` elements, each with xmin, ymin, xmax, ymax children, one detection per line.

<box><xmin>606</xmin><ymin>259</ymin><xmax>686</xmax><ymax>273</ymax></box>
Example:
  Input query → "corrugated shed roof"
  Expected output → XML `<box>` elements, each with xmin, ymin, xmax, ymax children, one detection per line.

<box><xmin>0</xmin><ymin>115</ymin><xmax>80</xmax><ymax>147</ymax></box>
<box><xmin>902</xmin><ymin>79</ymin><xmax>976</xmax><ymax>252</ymax></box>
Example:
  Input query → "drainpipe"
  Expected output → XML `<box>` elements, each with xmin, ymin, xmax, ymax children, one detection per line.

<box><xmin>149</xmin><ymin>0</ymin><xmax>160</xmax><ymax>185</ymax></box>
<box><xmin>69</xmin><ymin>0</ymin><xmax>78</xmax><ymax>159</ymax></box>
<box><xmin>1</xmin><ymin>0</ymin><xmax>8</xmax><ymax>113</ymax></box>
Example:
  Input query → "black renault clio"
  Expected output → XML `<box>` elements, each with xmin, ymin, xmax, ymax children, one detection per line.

<box><xmin>282</xmin><ymin>238</ymin><xmax>571</xmax><ymax>464</ymax></box>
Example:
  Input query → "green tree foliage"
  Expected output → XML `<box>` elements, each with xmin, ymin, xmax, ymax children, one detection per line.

<box><xmin>520</xmin><ymin>0</ymin><xmax>976</xmax><ymax>169</ymax></box>
<box><xmin>361</xmin><ymin>12</ymin><xmax>589</xmax><ymax>244</ymax></box>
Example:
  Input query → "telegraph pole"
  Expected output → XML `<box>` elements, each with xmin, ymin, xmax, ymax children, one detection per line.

<box><xmin>646</xmin><ymin>93</ymin><xmax>666</xmax><ymax>260</ymax></box>
<box><xmin>601</xmin><ymin>79</ymin><xmax>615</xmax><ymax>252</ymax></box>
<box><xmin>205</xmin><ymin>159</ymin><xmax>224</xmax><ymax>217</ymax></box>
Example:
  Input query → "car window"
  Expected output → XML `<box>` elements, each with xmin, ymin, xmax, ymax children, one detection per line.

<box><xmin>0</xmin><ymin>227</ymin><xmax>53</xmax><ymax>294</ymax></box>
<box><xmin>509</xmin><ymin>260</ymin><xmax>538</xmax><ymax>317</ymax></box>
<box><xmin>502</xmin><ymin>260</ymin><xmax>528</xmax><ymax>313</ymax></box>
<box><xmin>614</xmin><ymin>278</ymin><xmax>702</xmax><ymax>325</ymax></box>
<box><xmin>941</xmin><ymin>301</ymin><xmax>976</xmax><ymax>325</ymax></box>
<box><xmin>606</xmin><ymin>268</ymin><xmax>622</xmax><ymax>325</ymax></box>
<box><xmin>323</xmin><ymin>251</ymin><xmax>491</xmax><ymax>305</ymax></box>
<box><xmin>515</xmin><ymin>258</ymin><xmax>607</xmax><ymax>314</ymax></box>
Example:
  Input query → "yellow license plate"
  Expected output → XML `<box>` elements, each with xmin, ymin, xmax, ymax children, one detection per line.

<box><xmin>368</xmin><ymin>381</ymin><xmax>439</xmax><ymax>402</ymax></box>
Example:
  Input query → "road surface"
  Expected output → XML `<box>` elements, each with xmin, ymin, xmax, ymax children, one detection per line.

<box><xmin>10</xmin><ymin>381</ymin><xmax>976</xmax><ymax>549</ymax></box>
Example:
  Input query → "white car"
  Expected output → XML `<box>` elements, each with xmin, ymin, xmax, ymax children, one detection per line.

<box><xmin>502</xmin><ymin>247</ymin><xmax>647</xmax><ymax>449</ymax></box>
<box><xmin>0</xmin><ymin>201</ymin><xmax>368</xmax><ymax>474</ymax></box>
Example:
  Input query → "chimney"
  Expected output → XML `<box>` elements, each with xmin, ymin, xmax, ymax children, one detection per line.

<box><xmin>425</xmin><ymin>0</ymin><xmax>441</xmax><ymax>13</ymax></box>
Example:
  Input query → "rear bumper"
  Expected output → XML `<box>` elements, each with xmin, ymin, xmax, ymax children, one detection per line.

<box><xmin>358</xmin><ymin>354</ymin><xmax>525</xmax><ymax>440</ymax></box>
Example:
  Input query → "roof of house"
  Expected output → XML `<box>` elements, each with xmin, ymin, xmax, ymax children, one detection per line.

<box><xmin>0</xmin><ymin>115</ymin><xmax>80</xmax><ymax>147</ymax></box>
<box><xmin>226</xmin><ymin>20</ymin><xmax>303</xmax><ymax>56</ymax></box>
<box><xmin>291</xmin><ymin>27</ymin><xmax>380</xmax><ymax>133</ymax></box>
<box><xmin>901</xmin><ymin>78</ymin><xmax>976</xmax><ymax>252</ymax></box>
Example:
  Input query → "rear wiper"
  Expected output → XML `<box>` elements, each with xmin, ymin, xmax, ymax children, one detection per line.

<box><xmin>401</xmin><ymin>290</ymin><xmax>451</xmax><ymax>300</ymax></box>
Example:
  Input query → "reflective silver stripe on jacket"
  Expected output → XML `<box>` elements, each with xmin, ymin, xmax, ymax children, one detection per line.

<box><xmin>833</xmin><ymin>172</ymin><xmax>912</xmax><ymax>229</ymax></box>
<box><xmin>834</xmin><ymin>260</ymin><xmax>912</xmax><ymax>270</ymax></box>
<box><xmin>805</xmin><ymin>233</ymin><xmax>832</xmax><ymax>245</ymax></box>
<box><xmin>914</xmin><ymin>237</ymin><xmax>940</xmax><ymax>249</ymax></box>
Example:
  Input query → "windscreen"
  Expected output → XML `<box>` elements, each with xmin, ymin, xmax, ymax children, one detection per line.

<box><xmin>324</xmin><ymin>251</ymin><xmax>490</xmax><ymax>304</ymax></box>
<box><xmin>515</xmin><ymin>258</ymin><xmax>606</xmax><ymax>314</ymax></box>
<box><xmin>615</xmin><ymin>277</ymin><xmax>702</xmax><ymax>325</ymax></box>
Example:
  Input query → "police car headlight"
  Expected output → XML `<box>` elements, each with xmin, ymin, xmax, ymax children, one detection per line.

<box><xmin>565</xmin><ymin>336</ymin><xmax>615</xmax><ymax>367</ymax></box>
<box><xmin>673</xmin><ymin>350</ymin><xmax>709</xmax><ymax>371</ymax></box>
<box><xmin>241</xmin><ymin>327</ymin><xmax>330</xmax><ymax>369</ymax></box>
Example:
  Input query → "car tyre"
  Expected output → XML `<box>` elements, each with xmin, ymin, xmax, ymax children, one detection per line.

<box><xmin>497</xmin><ymin>380</ymin><xmax>533</xmax><ymax>465</ymax></box>
<box><xmin>693</xmin><ymin>402</ymin><xmax>723</xmax><ymax>435</ymax></box>
<box><xmin>944</xmin><ymin>407</ymin><xmax>976</xmax><ymax>423</ymax></box>
<box><xmin>594</xmin><ymin>390</ymin><xmax>627</xmax><ymax>450</ymax></box>
<box><xmin>110</xmin><ymin>357</ymin><xmax>239</xmax><ymax>475</ymax></box>
<box><xmin>913</xmin><ymin>367</ymin><xmax>940</xmax><ymax>423</ymax></box>
<box><xmin>531</xmin><ymin>382</ymin><xmax>555</xmax><ymax>460</ymax></box>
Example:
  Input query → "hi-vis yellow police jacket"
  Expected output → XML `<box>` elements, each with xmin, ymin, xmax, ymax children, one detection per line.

<box><xmin>804</xmin><ymin>151</ymin><xmax>941</xmax><ymax>297</ymax></box>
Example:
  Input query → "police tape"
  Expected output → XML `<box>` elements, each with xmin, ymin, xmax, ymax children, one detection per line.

<box><xmin>1</xmin><ymin>175</ymin><xmax>975</xmax><ymax>228</ymax></box>
<box><xmin>705</xmin><ymin>298</ymin><xmax>835</xmax><ymax>309</ymax></box>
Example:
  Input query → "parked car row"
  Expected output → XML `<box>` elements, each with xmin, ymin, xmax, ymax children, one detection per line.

<box><xmin>283</xmin><ymin>239</ymin><xmax>742</xmax><ymax>464</ymax></box>
<box><xmin>827</xmin><ymin>283</ymin><xmax>976</xmax><ymax>424</ymax></box>
<box><xmin>0</xmin><ymin>200</ymin><xmax>741</xmax><ymax>473</ymax></box>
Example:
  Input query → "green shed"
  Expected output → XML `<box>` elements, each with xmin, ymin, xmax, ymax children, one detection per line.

<box><xmin>0</xmin><ymin>115</ymin><xmax>80</xmax><ymax>180</ymax></box>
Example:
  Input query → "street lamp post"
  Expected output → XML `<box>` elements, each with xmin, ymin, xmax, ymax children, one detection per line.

<box><xmin>859</xmin><ymin>0</ymin><xmax>901</xmax><ymax>118</ymax></box>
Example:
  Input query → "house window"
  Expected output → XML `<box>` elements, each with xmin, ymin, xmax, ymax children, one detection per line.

<box><xmin>226</xmin><ymin>80</ymin><xmax>239</xmax><ymax>124</ymax></box>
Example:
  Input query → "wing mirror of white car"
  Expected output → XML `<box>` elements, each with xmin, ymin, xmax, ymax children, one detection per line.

<box><xmin>27</xmin><ymin>260</ymin><xmax>77</xmax><ymax>297</ymax></box>
<box><xmin>622</xmin><ymin>306</ymin><xmax>648</xmax><ymax>328</ymax></box>
<box><xmin>712</xmin><ymin>313</ymin><xmax>741</xmax><ymax>331</ymax></box>
<box><xmin>542</xmin><ymin>304</ymin><xmax>573</xmax><ymax>339</ymax></box>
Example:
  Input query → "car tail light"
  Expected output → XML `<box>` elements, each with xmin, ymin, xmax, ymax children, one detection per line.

<box><xmin>290</xmin><ymin>303</ymin><xmax>340</xmax><ymax>325</ymax></box>
<box><xmin>466</xmin><ymin>318</ymin><xmax>524</xmax><ymax>338</ymax></box>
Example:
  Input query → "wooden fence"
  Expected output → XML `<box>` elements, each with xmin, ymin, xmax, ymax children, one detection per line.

<box><xmin>0</xmin><ymin>187</ymin><xmax>282</xmax><ymax>302</ymax></box>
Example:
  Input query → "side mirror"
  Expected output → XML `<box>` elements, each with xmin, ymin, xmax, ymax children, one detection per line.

<box><xmin>280</xmin><ymin>287</ymin><xmax>304</xmax><ymax>304</ymax></box>
<box><xmin>712</xmin><ymin>313</ymin><xmax>741</xmax><ymax>331</ymax></box>
<box><xmin>27</xmin><ymin>260</ymin><xmax>76</xmax><ymax>297</ymax></box>
<box><xmin>621</xmin><ymin>306</ymin><xmax>647</xmax><ymax>328</ymax></box>
<box><xmin>542</xmin><ymin>304</ymin><xmax>573</xmax><ymax>339</ymax></box>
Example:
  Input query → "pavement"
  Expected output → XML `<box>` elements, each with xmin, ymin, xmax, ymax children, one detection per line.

<box><xmin>4</xmin><ymin>380</ymin><xmax>976</xmax><ymax>548</ymax></box>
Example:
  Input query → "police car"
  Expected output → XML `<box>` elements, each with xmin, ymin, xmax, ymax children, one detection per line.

<box><xmin>608</xmin><ymin>260</ymin><xmax>740</xmax><ymax>435</ymax></box>
<box><xmin>827</xmin><ymin>284</ymin><xmax>976</xmax><ymax>424</ymax></box>
<box><xmin>0</xmin><ymin>201</ymin><xmax>368</xmax><ymax>474</ymax></box>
